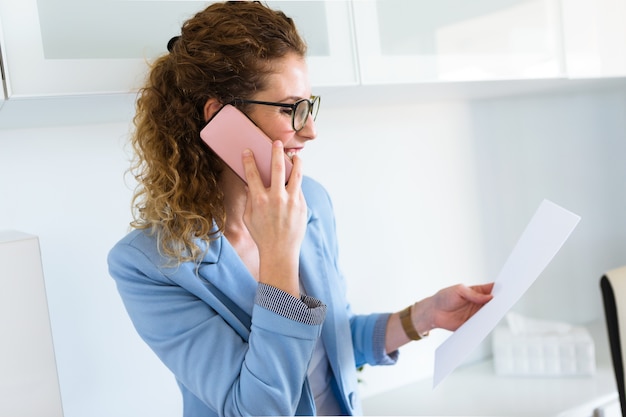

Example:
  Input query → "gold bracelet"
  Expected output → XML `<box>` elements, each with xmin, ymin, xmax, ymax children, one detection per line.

<box><xmin>400</xmin><ymin>305</ymin><xmax>428</xmax><ymax>341</ymax></box>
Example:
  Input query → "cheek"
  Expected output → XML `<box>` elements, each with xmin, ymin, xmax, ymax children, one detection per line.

<box><xmin>248</xmin><ymin>108</ymin><xmax>295</xmax><ymax>143</ymax></box>
<box><xmin>258</xmin><ymin>119</ymin><xmax>295</xmax><ymax>144</ymax></box>
<box><xmin>268</xmin><ymin>131</ymin><xmax>295</xmax><ymax>146</ymax></box>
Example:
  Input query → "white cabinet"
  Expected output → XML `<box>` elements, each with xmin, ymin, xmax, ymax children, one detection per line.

<box><xmin>0</xmin><ymin>0</ymin><xmax>356</xmax><ymax>98</ymax></box>
<box><xmin>1</xmin><ymin>0</ymin><xmax>625</xmax><ymax>98</ymax></box>
<box><xmin>0</xmin><ymin>231</ymin><xmax>64</xmax><ymax>417</ymax></box>
<box><xmin>561</xmin><ymin>0</ymin><xmax>626</xmax><ymax>78</ymax></box>
<box><xmin>352</xmin><ymin>0</ymin><xmax>565</xmax><ymax>84</ymax></box>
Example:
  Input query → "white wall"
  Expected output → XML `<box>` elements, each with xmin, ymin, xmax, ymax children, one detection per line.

<box><xmin>1</xmin><ymin>82</ymin><xmax>625</xmax><ymax>416</ymax></box>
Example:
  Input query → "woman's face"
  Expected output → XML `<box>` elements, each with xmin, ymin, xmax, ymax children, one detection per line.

<box><xmin>246</xmin><ymin>53</ymin><xmax>317</xmax><ymax>160</ymax></box>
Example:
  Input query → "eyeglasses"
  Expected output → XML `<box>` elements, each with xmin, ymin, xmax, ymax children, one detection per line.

<box><xmin>230</xmin><ymin>96</ymin><xmax>320</xmax><ymax>132</ymax></box>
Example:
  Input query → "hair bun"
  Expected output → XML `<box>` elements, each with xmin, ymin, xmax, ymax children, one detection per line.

<box><xmin>167</xmin><ymin>36</ymin><xmax>181</xmax><ymax>52</ymax></box>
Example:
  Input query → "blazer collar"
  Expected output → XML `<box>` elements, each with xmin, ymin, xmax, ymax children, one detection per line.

<box><xmin>196</xmin><ymin>207</ymin><xmax>317</xmax><ymax>317</ymax></box>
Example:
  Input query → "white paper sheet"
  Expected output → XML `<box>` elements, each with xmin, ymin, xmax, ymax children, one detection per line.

<box><xmin>433</xmin><ymin>199</ymin><xmax>581</xmax><ymax>388</ymax></box>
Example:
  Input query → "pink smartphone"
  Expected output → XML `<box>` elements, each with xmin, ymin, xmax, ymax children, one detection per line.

<box><xmin>200</xmin><ymin>104</ymin><xmax>293</xmax><ymax>187</ymax></box>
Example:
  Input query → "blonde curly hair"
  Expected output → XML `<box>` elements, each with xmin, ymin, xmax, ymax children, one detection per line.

<box><xmin>129</xmin><ymin>1</ymin><xmax>307</xmax><ymax>263</ymax></box>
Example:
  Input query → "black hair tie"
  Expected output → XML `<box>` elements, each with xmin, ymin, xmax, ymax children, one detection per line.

<box><xmin>167</xmin><ymin>36</ymin><xmax>181</xmax><ymax>52</ymax></box>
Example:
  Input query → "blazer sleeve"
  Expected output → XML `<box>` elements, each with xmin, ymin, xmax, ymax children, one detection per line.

<box><xmin>108</xmin><ymin>234</ymin><xmax>325</xmax><ymax>417</ymax></box>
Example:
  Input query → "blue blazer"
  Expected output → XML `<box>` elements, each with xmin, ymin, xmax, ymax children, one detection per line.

<box><xmin>108</xmin><ymin>177</ymin><xmax>395</xmax><ymax>416</ymax></box>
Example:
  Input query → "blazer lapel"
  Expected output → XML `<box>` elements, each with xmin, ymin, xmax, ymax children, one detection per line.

<box><xmin>299</xmin><ymin>210</ymin><xmax>359</xmax><ymax>412</ymax></box>
<box><xmin>161</xmin><ymin>235</ymin><xmax>256</xmax><ymax>341</ymax></box>
<box><xmin>197</xmin><ymin>235</ymin><xmax>258</xmax><ymax>318</ymax></box>
<box><xmin>299</xmin><ymin>213</ymin><xmax>354</xmax><ymax>375</ymax></box>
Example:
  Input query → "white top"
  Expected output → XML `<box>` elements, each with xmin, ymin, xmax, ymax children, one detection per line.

<box><xmin>307</xmin><ymin>337</ymin><xmax>343</xmax><ymax>416</ymax></box>
<box><xmin>301</xmin><ymin>278</ymin><xmax>344</xmax><ymax>416</ymax></box>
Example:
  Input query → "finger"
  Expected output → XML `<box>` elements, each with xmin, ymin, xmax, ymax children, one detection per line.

<box><xmin>242</xmin><ymin>148</ymin><xmax>264</xmax><ymax>189</ymax></box>
<box><xmin>242</xmin><ymin>184</ymin><xmax>253</xmax><ymax>226</ymax></box>
<box><xmin>270</xmin><ymin>140</ymin><xmax>286</xmax><ymax>188</ymax></box>
<box><xmin>463</xmin><ymin>283</ymin><xmax>494</xmax><ymax>303</ymax></box>
<box><xmin>286</xmin><ymin>153</ymin><xmax>303</xmax><ymax>194</ymax></box>
<box><xmin>469</xmin><ymin>282</ymin><xmax>495</xmax><ymax>296</ymax></box>
<box><xmin>480</xmin><ymin>282</ymin><xmax>495</xmax><ymax>294</ymax></box>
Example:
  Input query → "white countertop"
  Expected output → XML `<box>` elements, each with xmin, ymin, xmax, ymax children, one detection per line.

<box><xmin>362</xmin><ymin>321</ymin><xmax>618</xmax><ymax>416</ymax></box>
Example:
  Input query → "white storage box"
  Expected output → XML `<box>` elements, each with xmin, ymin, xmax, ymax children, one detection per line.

<box><xmin>492</xmin><ymin>317</ymin><xmax>596</xmax><ymax>377</ymax></box>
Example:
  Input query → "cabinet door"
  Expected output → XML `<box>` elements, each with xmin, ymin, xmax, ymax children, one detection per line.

<box><xmin>352</xmin><ymin>0</ymin><xmax>565</xmax><ymax>84</ymax></box>
<box><xmin>0</xmin><ymin>15</ymin><xmax>7</xmax><ymax>103</ymax></box>
<box><xmin>0</xmin><ymin>0</ymin><xmax>357</xmax><ymax>98</ymax></box>
<box><xmin>0</xmin><ymin>0</ymin><xmax>195</xmax><ymax>97</ymax></box>
<box><xmin>269</xmin><ymin>1</ymin><xmax>359</xmax><ymax>87</ymax></box>
<box><xmin>561</xmin><ymin>0</ymin><xmax>626</xmax><ymax>78</ymax></box>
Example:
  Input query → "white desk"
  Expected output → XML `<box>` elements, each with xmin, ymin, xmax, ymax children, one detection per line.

<box><xmin>362</xmin><ymin>321</ymin><xmax>618</xmax><ymax>416</ymax></box>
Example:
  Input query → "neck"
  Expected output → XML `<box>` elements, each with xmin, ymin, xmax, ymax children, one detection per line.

<box><xmin>220</xmin><ymin>168</ymin><xmax>249</xmax><ymax>238</ymax></box>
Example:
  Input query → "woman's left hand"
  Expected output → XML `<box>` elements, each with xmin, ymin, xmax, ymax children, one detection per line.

<box><xmin>386</xmin><ymin>282</ymin><xmax>494</xmax><ymax>353</ymax></box>
<box><xmin>425</xmin><ymin>282</ymin><xmax>494</xmax><ymax>332</ymax></box>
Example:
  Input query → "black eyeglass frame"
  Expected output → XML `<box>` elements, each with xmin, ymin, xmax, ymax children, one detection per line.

<box><xmin>230</xmin><ymin>96</ymin><xmax>320</xmax><ymax>132</ymax></box>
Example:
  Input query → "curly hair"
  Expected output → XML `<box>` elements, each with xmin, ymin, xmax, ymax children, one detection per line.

<box><xmin>129</xmin><ymin>1</ymin><xmax>307</xmax><ymax>263</ymax></box>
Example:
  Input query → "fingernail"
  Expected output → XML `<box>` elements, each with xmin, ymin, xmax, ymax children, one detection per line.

<box><xmin>242</xmin><ymin>149</ymin><xmax>252</xmax><ymax>156</ymax></box>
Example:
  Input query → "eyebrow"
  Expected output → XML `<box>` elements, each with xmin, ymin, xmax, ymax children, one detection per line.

<box><xmin>279</xmin><ymin>96</ymin><xmax>305</xmax><ymax>102</ymax></box>
<box><xmin>255</xmin><ymin>95</ymin><xmax>311</xmax><ymax>103</ymax></box>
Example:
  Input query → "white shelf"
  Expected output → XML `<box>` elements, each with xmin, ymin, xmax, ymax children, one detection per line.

<box><xmin>317</xmin><ymin>76</ymin><xmax>626</xmax><ymax>108</ymax></box>
<box><xmin>1</xmin><ymin>76</ymin><xmax>625</xmax><ymax>130</ymax></box>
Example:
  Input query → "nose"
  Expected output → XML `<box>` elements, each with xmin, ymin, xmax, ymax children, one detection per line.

<box><xmin>298</xmin><ymin>114</ymin><xmax>317</xmax><ymax>140</ymax></box>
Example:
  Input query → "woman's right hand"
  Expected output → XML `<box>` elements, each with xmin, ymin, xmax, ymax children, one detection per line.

<box><xmin>241</xmin><ymin>140</ymin><xmax>307</xmax><ymax>298</ymax></box>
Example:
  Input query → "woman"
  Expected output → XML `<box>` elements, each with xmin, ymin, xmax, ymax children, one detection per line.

<box><xmin>108</xmin><ymin>2</ymin><xmax>493</xmax><ymax>416</ymax></box>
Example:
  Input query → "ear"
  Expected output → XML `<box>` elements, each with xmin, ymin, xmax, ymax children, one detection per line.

<box><xmin>203</xmin><ymin>98</ymin><xmax>223</xmax><ymax>122</ymax></box>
